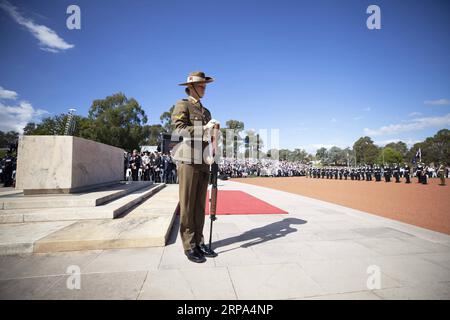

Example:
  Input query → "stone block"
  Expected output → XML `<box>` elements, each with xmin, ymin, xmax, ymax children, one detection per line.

<box><xmin>16</xmin><ymin>136</ymin><xmax>124</xmax><ymax>195</ymax></box>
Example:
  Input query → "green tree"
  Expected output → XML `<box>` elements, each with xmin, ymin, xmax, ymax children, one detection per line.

<box><xmin>84</xmin><ymin>92</ymin><xmax>148</xmax><ymax>150</ymax></box>
<box><xmin>23</xmin><ymin>123</ymin><xmax>37</xmax><ymax>135</ymax></box>
<box><xmin>142</xmin><ymin>124</ymin><xmax>164</xmax><ymax>146</ymax></box>
<box><xmin>315</xmin><ymin>147</ymin><xmax>328</xmax><ymax>164</ymax></box>
<box><xmin>385</xmin><ymin>141</ymin><xmax>408</xmax><ymax>162</ymax></box>
<box><xmin>427</xmin><ymin>129</ymin><xmax>450</xmax><ymax>165</ymax></box>
<box><xmin>377</xmin><ymin>147</ymin><xmax>403</xmax><ymax>165</ymax></box>
<box><xmin>279</xmin><ymin>149</ymin><xmax>290</xmax><ymax>161</ymax></box>
<box><xmin>266</xmin><ymin>148</ymin><xmax>278</xmax><ymax>159</ymax></box>
<box><xmin>23</xmin><ymin>114</ymin><xmax>66</xmax><ymax>135</ymax></box>
<box><xmin>0</xmin><ymin>130</ymin><xmax>19</xmax><ymax>148</ymax></box>
<box><xmin>244</xmin><ymin>130</ymin><xmax>265</xmax><ymax>159</ymax></box>
<box><xmin>288</xmin><ymin>148</ymin><xmax>310</xmax><ymax>163</ymax></box>
<box><xmin>160</xmin><ymin>105</ymin><xmax>175</xmax><ymax>133</ymax></box>
<box><xmin>222</xmin><ymin>120</ymin><xmax>245</xmax><ymax>158</ymax></box>
<box><xmin>343</xmin><ymin>147</ymin><xmax>354</xmax><ymax>166</ymax></box>
<box><xmin>327</xmin><ymin>146</ymin><xmax>347</xmax><ymax>166</ymax></box>
<box><xmin>407</xmin><ymin>129</ymin><xmax>450</xmax><ymax>165</ymax></box>
<box><xmin>353</xmin><ymin>136</ymin><xmax>379</xmax><ymax>165</ymax></box>
<box><xmin>24</xmin><ymin>114</ymin><xmax>94</xmax><ymax>137</ymax></box>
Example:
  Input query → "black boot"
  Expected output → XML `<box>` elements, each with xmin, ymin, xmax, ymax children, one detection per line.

<box><xmin>185</xmin><ymin>249</ymin><xmax>206</xmax><ymax>263</ymax></box>
<box><xmin>196</xmin><ymin>244</ymin><xmax>218</xmax><ymax>258</ymax></box>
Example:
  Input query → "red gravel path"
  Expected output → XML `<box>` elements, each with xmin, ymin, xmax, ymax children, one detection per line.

<box><xmin>231</xmin><ymin>177</ymin><xmax>450</xmax><ymax>235</ymax></box>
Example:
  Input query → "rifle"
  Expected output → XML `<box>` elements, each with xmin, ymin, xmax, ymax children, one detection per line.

<box><xmin>208</xmin><ymin>123</ymin><xmax>220</xmax><ymax>251</ymax></box>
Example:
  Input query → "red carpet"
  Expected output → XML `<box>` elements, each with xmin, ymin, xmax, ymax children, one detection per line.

<box><xmin>204</xmin><ymin>190</ymin><xmax>288</xmax><ymax>215</ymax></box>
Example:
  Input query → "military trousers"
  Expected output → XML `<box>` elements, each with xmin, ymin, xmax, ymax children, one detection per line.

<box><xmin>178</xmin><ymin>162</ymin><xmax>210</xmax><ymax>251</ymax></box>
<box><xmin>439</xmin><ymin>173</ymin><xmax>446</xmax><ymax>185</ymax></box>
<box><xmin>405</xmin><ymin>173</ymin><xmax>410</xmax><ymax>183</ymax></box>
<box><xmin>421</xmin><ymin>174</ymin><xmax>428</xmax><ymax>184</ymax></box>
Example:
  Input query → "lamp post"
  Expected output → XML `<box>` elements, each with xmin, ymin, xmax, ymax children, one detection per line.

<box><xmin>64</xmin><ymin>108</ymin><xmax>76</xmax><ymax>136</ymax></box>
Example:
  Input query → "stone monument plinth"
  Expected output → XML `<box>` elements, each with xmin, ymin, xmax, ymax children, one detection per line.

<box><xmin>16</xmin><ymin>136</ymin><xmax>125</xmax><ymax>195</ymax></box>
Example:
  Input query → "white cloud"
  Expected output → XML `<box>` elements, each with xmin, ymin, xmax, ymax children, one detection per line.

<box><xmin>330</xmin><ymin>118</ymin><xmax>337</xmax><ymax>123</ymax></box>
<box><xmin>0</xmin><ymin>87</ymin><xmax>49</xmax><ymax>133</ymax></box>
<box><xmin>353</xmin><ymin>116</ymin><xmax>363</xmax><ymax>121</ymax></box>
<box><xmin>363</xmin><ymin>107</ymin><xmax>371</xmax><ymax>112</ymax></box>
<box><xmin>0</xmin><ymin>0</ymin><xmax>74</xmax><ymax>53</ymax></box>
<box><xmin>364</xmin><ymin>113</ymin><xmax>450</xmax><ymax>136</ymax></box>
<box><xmin>424</xmin><ymin>98</ymin><xmax>450</xmax><ymax>106</ymax></box>
<box><xmin>0</xmin><ymin>100</ymin><xmax>49</xmax><ymax>133</ymax></box>
<box><xmin>0</xmin><ymin>86</ymin><xmax>18</xmax><ymax>100</ymax></box>
<box><xmin>408</xmin><ymin>112</ymin><xmax>422</xmax><ymax>117</ymax></box>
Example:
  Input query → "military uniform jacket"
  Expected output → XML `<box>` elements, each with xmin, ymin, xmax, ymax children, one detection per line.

<box><xmin>171</xmin><ymin>98</ymin><xmax>212</xmax><ymax>165</ymax></box>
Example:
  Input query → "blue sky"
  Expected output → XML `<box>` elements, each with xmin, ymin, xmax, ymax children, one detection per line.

<box><xmin>0</xmin><ymin>0</ymin><xmax>449</xmax><ymax>153</ymax></box>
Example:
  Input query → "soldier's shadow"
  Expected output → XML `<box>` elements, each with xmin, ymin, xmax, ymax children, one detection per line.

<box><xmin>212</xmin><ymin>217</ymin><xmax>307</xmax><ymax>254</ymax></box>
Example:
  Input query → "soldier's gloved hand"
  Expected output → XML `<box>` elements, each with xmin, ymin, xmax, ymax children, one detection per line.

<box><xmin>203</xmin><ymin>119</ymin><xmax>220</xmax><ymax>131</ymax></box>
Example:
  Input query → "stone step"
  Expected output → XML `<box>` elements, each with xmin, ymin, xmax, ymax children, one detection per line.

<box><xmin>0</xmin><ymin>183</ymin><xmax>166</xmax><ymax>223</ymax></box>
<box><xmin>32</xmin><ymin>185</ymin><xmax>179</xmax><ymax>253</ymax></box>
<box><xmin>0</xmin><ymin>221</ymin><xmax>75</xmax><ymax>255</ymax></box>
<box><xmin>0</xmin><ymin>181</ymin><xmax>153</xmax><ymax>210</ymax></box>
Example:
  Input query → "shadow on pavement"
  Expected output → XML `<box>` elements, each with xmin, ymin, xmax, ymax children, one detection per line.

<box><xmin>212</xmin><ymin>217</ymin><xmax>307</xmax><ymax>253</ymax></box>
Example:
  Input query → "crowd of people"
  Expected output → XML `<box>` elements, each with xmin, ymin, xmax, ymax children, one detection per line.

<box><xmin>1</xmin><ymin>148</ymin><xmax>179</xmax><ymax>188</ymax></box>
<box><xmin>217</xmin><ymin>158</ymin><xmax>449</xmax><ymax>186</ymax></box>
<box><xmin>1</xmin><ymin>148</ymin><xmax>448</xmax><ymax>188</ymax></box>
<box><xmin>218</xmin><ymin>158</ymin><xmax>308</xmax><ymax>178</ymax></box>
<box><xmin>124</xmin><ymin>149</ymin><xmax>177</xmax><ymax>184</ymax></box>
<box><xmin>0</xmin><ymin>150</ymin><xmax>16</xmax><ymax>187</ymax></box>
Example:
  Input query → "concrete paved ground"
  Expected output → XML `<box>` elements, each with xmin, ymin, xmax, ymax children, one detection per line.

<box><xmin>0</xmin><ymin>179</ymin><xmax>449</xmax><ymax>300</ymax></box>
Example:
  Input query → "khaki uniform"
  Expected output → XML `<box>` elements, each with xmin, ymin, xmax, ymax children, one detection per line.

<box><xmin>172</xmin><ymin>97</ymin><xmax>212</xmax><ymax>251</ymax></box>
<box><xmin>438</xmin><ymin>165</ymin><xmax>446</xmax><ymax>185</ymax></box>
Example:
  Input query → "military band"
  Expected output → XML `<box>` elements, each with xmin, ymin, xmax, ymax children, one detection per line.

<box><xmin>302</xmin><ymin>163</ymin><xmax>445</xmax><ymax>185</ymax></box>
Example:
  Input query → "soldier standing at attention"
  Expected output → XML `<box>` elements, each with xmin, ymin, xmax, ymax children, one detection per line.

<box><xmin>393</xmin><ymin>164</ymin><xmax>400</xmax><ymax>183</ymax></box>
<box><xmin>422</xmin><ymin>163</ymin><xmax>428</xmax><ymax>185</ymax></box>
<box><xmin>404</xmin><ymin>164</ymin><xmax>411</xmax><ymax>183</ymax></box>
<box><xmin>366</xmin><ymin>165</ymin><xmax>372</xmax><ymax>181</ymax></box>
<box><xmin>416</xmin><ymin>163</ymin><xmax>423</xmax><ymax>184</ymax></box>
<box><xmin>437</xmin><ymin>163</ymin><xmax>446</xmax><ymax>186</ymax></box>
<box><xmin>172</xmin><ymin>71</ymin><xmax>219</xmax><ymax>263</ymax></box>
<box><xmin>384</xmin><ymin>165</ymin><xmax>391</xmax><ymax>182</ymax></box>
<box><xmin>374</xmin><ymin>165</ymin><xmax>381</xmax><ymax>182</ymax></box>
